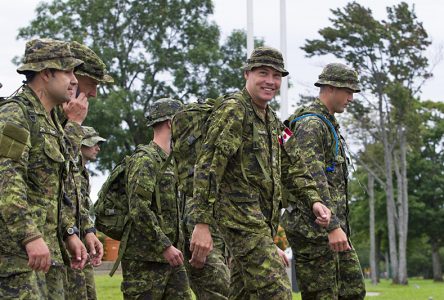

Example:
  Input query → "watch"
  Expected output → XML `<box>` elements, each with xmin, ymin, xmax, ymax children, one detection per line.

<box><xmin>64</xmin><ymin>226</ymin><xmax>80</xmax><ymax>240</ymax></box>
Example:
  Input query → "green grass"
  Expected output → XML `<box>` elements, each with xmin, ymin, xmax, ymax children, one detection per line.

<box><xmin>95</xmin><ymin>274</ymin><xmax>444</xmax><ymax>300</ymax></box>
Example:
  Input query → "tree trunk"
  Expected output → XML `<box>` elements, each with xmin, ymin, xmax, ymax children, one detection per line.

<box><xmin>368</xmin><ymin>174</ymin><xmax>378</xmax><ymax>285</ymax></box>
<box><xmin>376</xmin><ymin>231</ymin><xmax>382</xmax><ymax>282</ymax></box>
<box><xmin>398</xmin><ymin>130</ymin><xmax>409</xmax><ymax>284</ymax></box>
<box><xmin>431</xmin><ymin>241</ymin><xmax>443</xmax><ymax>282</ymax></box>
<box><xmin>378</xmin><ymin>94</ymin><xmax>399</xmax><ymax>282</ymax></box>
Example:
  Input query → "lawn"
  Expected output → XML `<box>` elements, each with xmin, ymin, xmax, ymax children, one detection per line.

<box><xmin>95</xmin><ymin>275</ymin><xmax>444</xmax><ymax>300</ymax></box>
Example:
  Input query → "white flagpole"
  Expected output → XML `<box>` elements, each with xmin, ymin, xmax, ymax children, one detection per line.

<box><xmin>280</xmin><ymin>0</ymin><xmax>289</xmax><ymax>120</ymax></box>
<box><xmin>247</xmin><ymin>0</ymin><xmax>254</xmax><ymax>58</ymax></box>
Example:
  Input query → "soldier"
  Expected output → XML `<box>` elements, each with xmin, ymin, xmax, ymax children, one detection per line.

<box><xmin>189</xmin><ymin>47</ymin><xmax>327</xmax><ymax>299</ymax></box>
<box><xmin>0</xmin><ymin>38</ymin><xmax>88</xmax><ymax>299</ymax></box>
<box><xmin>64</xmin><ymin>41</ymin><xmax>113</xmax><ymax>300</ymax></box>
<box><xmin>281</xmin><ymin>63</ymin><xmax>366</xmax><ymax>299</ymax></box>
<box><xmin>120</xmin><ymin>98</ymin><xmax>192</xmax><ymax>299</ymax></box>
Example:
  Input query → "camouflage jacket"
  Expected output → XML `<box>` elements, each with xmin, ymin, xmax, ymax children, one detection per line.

<box><xmin>123</xmin><ymin>141</ymin><xmax>182</xmax><ymax>262</ymax></box>
<box><xmin>55</xmin><ymin>107</ymin><xmax>95</xmax><ymax>239</ymax></box>
<box><xmin>0</xmin><ymin>86</ymin><xmax>77</xmax><ymax>273</ymax></box>
<box><xmin>191</xmin><ymin>88</ymin><xmax>284</xmax><ymax>236</ymax></box>
<box><xmin>282</xmin><ymin>98</ymin><xmax>350</xmax><ymax>239</ymax></box>
<box><xmin>78</xmin><ymin>159</ymin><xmax>95</xmax><ymax>234</ymax></box>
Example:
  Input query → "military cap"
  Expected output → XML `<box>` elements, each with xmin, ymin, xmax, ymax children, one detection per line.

<box><xmin>81</xmin><ymin>126</ymin><xmax>106</xmax><ymax>147</ymax></box>
<box><xmin>17</xmin><ymin>38</ymin><xmax>83</xmax><ymax>74</ymax></box>
<box><xmin>315</xmin><ymin>63</ymin><xmax>361</xmax><ymax>92</ymax></box>
<box><xmin>243</xmin><ymin>46</ymin><xmax>289</xmax><ymax>77</ymax></box>
<box><xmin>70</xmin><ymin>41</ymin><xmax>114</xmax><ymax>84</ymax></box>
<box><xmin>145</xmin><ymin>98</ymin><xmax>183</xmax><ymax>127</ymax></box>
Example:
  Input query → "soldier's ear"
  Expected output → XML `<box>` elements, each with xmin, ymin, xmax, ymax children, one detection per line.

<box><xmin>40</xmin><ymin>69</ymin><xmax>52</xmax><ymax>83</ymax></box>
<box><xmin>243</xmin><ymin>71</ymin><xmax>249</xmax><ymax>80</ymax></box>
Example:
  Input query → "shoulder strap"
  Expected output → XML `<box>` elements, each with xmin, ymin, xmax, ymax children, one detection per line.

<box><xmin>154</xmin><ymin>153</ymin><xmax>173</xmax><ymax>227</ymax></box>
<box><xmin>290</xmin><ymin>113</ymin><xmax>339</xmax><ymax>172</ymax></box>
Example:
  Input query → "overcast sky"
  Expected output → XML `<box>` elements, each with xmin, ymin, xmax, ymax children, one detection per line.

<box><xmin>1</xmin><ymin>0</ymin><xmax>442</xmax><ymax>200</ymax></box>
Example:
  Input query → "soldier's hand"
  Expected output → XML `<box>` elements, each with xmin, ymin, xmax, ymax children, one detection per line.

<box><xmin>85</xmin><ymin>232</ymin><xmax>104</xmax><ymax>267</ymax></box>
<box><xmin>25</xmin><ymin>237</ymin><xmax>51</xmax><ymax>273</ymax></box>
<box><xmin>276</xmin><ymin>246</ymin><xmax>289</xmax><ymax>267</ymax></box>
<box><xmin>328</xmin><ymin>228</ymin><xmax>351</xmax><ymax>252</ymax></box>
<box><xmin>312</xmin><ymin>202</ymin><xmax>331</xmax><ymax>227</ymax></box>
<box><xmin>63</xmin><ymin>91</ymin><xmax>88</xmax><ymax>125</ymax></box>
<box><xmin>65</xmin><ymin>235</ymin><xmax>88</xmax><ymax>270</ymax></box>
<box><xmin>189</xmin><ymin>223</ymin><xmax>213</xmax><ymax>269</ymax></box>
<box><xmin>163</xmin><ymin>246</ymin><xmax>184</xmax><ymax>267</ymax></box>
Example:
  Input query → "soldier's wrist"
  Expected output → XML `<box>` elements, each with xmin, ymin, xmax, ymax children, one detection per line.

<box><xmin>22</xmin><ymin>233</ymin><xmax>43</xmax><ymax>246</ymax></box>
<box><xmin>83</xmin><ymin>227</ymin><xmax>97</xmax><ymax>236</ymax></box>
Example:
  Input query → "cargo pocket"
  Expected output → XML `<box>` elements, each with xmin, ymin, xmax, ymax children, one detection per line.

<box><xmin>0</xmin><ymin>123</ymin><xmax>30</xmax><ymax>160</ymax></box>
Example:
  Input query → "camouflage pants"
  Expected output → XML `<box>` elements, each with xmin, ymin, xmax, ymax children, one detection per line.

<box><xmin>66</xmin><ymin>264</ymin><xmax>97</xmax><ymax>300</ymax></box>
<box><xmin>121</xmin><ymin>259</ymin><xmax>192</xmax><ymax>300</ymax></box>
<box><xmin>183</xmin><ymin>220</ymin><xmax>230</xmax><ymax>300</ymax></box>
<box><xmin>286</xmin><ymin>231</ymin><xmax>366</xmax><ymax>300</ymax></box>
<box><xmin>0</xmin><ymin>270</ymin><xmax>47</xmax><ymax>299</ymax></box>
<box><xmin>217</xmin><ymin>225</ymin><xmax>292</xmax><ymax>300</ymax></box>
<box><xmin>45</xmin><ymin>264</ymin><xmax>67</xmax><ymax>300</ymax></box>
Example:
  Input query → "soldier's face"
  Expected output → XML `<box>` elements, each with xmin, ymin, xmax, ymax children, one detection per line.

<box><xmin>81</xmin><ymin>143</ymin><xmax>100</xmax><ymax>161</ymax></box>
<box><xmin>330</xmin><ymin>87</ymin><xmax>354</xmax><ymax>113</ymax></box>
<box><xmin>244</xmin><ymin>67</ymin><xmax>282</xmax><ymax>104</ymax></box>
<box><xmin>45</xmin><ymin>69</ymin><xmax>78</xmax><ymax>104</ymax></box>
<box><xmin>76</xmin><ymin>75</ymin><xmax>99</xmax><ymax>99</ymax></box>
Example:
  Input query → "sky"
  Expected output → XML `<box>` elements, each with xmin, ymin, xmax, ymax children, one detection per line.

<box><xmin>1</xmin><ymin>0</ymin><xmax>443</xmax><ymax>200</ymax></box>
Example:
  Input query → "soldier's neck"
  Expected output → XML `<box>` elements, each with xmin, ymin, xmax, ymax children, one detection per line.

<box><xmin>251</xmin><ymin>98</ymin><xmax>268</xmax><ymax>115</ymax></box>
<box><xmin>153</xmin><ymin>133</ymin><xmax>171</xmax><ymax>155</ymax></box>
<box><xmin>319</xmin><ymin>95</ymin><xmax>335</xmax><ymax>115</ymax></box>
<box><xmin>28</xmin><ymin>83</ymin><xmax>56</xmax><ymax>113</ymax></box>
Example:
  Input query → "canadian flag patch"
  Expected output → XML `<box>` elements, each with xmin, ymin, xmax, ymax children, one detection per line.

<box><xmin>279</xmin><ymin>127</ymin><xmax>293</xmax><ymax>145</ymax></box>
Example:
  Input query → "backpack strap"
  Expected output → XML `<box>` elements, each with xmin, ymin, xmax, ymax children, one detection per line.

<box><xmin>0</xmin><ymin>96</ymin><xmax>38</xmax><ymax>143</ymax></box>
<box><xmin>154</xmin><ymin>153</ymin><xmax>173</xmax><ymax>227</ymax></box>
<box><xmin>290</xmin><ymin>113</ymin><xmax>339</xmax><ymax>173</ymax></box>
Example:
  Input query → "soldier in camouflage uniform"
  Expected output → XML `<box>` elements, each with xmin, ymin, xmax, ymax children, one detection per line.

<box><xmin>281</xmin><ymin>63</ymin><xmax>366</xmax><ymax>299</ymax></box>
<box><xmin>66</xmin><ymin>127</ymin><xmax>106</xmax><ymax>300</ymax></box>
<box><xmin>120</xmin><ymin>98</ymin><xmax>192</xmax><ymax>299</ymax></box>
<box><xmin>64</xmin><ymin>41</ymin><xmax>113</xmax><ymax>300</ymax></box>
<box><xmin>189</xmin><ymin>47</ymin><xmax>326</xmax><ymax>300</ymax></box>
<box><xmin>0</xmin><ymin>38</ymin><xmax>88</xmax><ymax>299</ymax></box>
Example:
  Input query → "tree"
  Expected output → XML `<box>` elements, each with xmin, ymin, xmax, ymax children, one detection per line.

<box><xmin>302</xmin><ymin>1</ymin><xmax>432</xmax><ymax>284</ymax></box>
<box><xmin>17</xmin><ymin>0</ymin><xmax>265</xmax><ymax>170</ymax></box>
<box><xmin>408</xmin><ymin>101</ymin><xmax>444</xmax><ymax>282</ymax></box>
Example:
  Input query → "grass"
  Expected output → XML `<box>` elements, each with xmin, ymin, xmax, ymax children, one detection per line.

<box><xmin>95</xmin><ymin>274</ymin><xmax>444</xmax><ymax>300</ymax></box>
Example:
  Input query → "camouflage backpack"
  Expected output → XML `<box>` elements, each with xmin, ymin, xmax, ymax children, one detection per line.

<box><xmin>171</xmin><ymin>92</ymin><xmax>271</xmax><ymax>198</ymax></box>
<box><xmin>94</xmin><ymin>146</ymin><xmax>172</xmax><ymax>276</ymax></box>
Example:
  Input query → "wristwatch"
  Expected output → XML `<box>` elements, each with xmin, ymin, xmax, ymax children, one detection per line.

<box><xmin>84</xmin><ymin>227</ymin><xmax>97</xmax><ymax>235</ymax></box>
<box><xmin>64</xmin><ymin>226</ymin><xmax>80</xmax><ymax>240</ymax></box>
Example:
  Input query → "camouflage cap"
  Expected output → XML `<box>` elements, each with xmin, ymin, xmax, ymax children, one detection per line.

<box><xmin>145</xmin><ymin>98</ymin><xmax>183</xmax><ymax>127</ymax></box>
<box><xmin>81</xmin><ymin>126</ymin><xmax>106</xmax><ymax>147</ymax></box>
<box><xmin>70</xmin><ymin>41</ymin><xmax>114</xmax><ymax>84</ymax></box>
<box><xmin>243</xmin><ymin>46</ymin><xmax>289</xmax><ymax>77</ymax></box>
<box><xmin>17</xmin><ymin>38</ymin><xmax>83</xmax><ymax>74</ymax></box>
<box><xmin>315</xmin><ymin>63</ymin><xmax>361</xmax><ymax>92</ymax></box>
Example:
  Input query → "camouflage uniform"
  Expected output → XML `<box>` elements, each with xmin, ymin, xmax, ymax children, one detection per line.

<box><xmin>191</xmin><ymin>47</ymin><xmax>297</xmax><ymax>300</ymax></box>
<box><xmin>183</xmin><ymin>199</ymin><xmax>230</xmax><ymax>300</ymax></box>
<box><xmin>63</xmin><ymin>42</ymin><xmax>112</xmax><ymax>300</ymax></box>
<box><xmin>121</xmin><ymin>98</ymin><xmax>192</xmax><ymax>300</ymax></box>
<box><xmin>281</xmin><ymin>63</ymin><xmax>366</xmax><ymax>300</ymax></box>
<box><xmin>0</xmin><ymin>39</ymin><xmax>83</xmax><ymax>299</ymax></box>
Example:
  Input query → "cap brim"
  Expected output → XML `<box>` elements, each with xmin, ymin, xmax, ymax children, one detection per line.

<box><xmin>243</xmin><ymin>63</ymin><xmax>289</xmax><ymax>77</ymax></box>
<box><xmin>75</xmin><ymin>70</ymin><xmax>114</xmax><ymax>84</ymax></box>
<box><xmin>17</xmin><ymin>57</ymin><xmax>83</xmax><ymax>74</ymax></box>
<box><xmin>314</xmin><ymin>80</ymin><xmax>360</xmax><ymax>93</ymax></box>
<box><xmin>82</xmin><ymin>136</ymin><xmax>106</xmax><ymax>147</ymax></box>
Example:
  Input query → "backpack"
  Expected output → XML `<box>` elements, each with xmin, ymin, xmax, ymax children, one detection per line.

<box><xmin>171</xmin><ymin>92</ymin><xmax>273</xmax><ymax>198</ymax></box>
<box><xmin>94</xmin><ymin>147</ymin><xmax>172</xmax><ymax>276</ymax></box>
<box><xmin>171</xmin><ymin>96</ymin><xmax>226</xmax><ymax>197</ymax></box>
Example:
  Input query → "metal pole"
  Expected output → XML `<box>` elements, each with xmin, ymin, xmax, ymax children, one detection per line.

<box><xmin>247</xmin><ymin>0</ymin><xmax>254</xmax><ymax>58</ymax></box>
<box><xmin>280</xmin><ymin>0</ymin><xmax>289</xmax><ymax>120</ymax></box>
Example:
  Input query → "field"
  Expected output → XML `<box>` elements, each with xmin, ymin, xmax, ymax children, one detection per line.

<box><xmin>95</xmin><ymin>275</ymin><xmax>444</xmax><ymax>300</ymax></box>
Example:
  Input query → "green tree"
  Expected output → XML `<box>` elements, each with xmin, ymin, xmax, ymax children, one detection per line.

<box><xmin>302</xmin><ymin>1</ymin><xmax>432</xmax><ymax>284</ymax></box>
<box><xmin>17</xmin><ymin>0</ymin><xmax>265</xmax><ymax>170</ymax></box>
